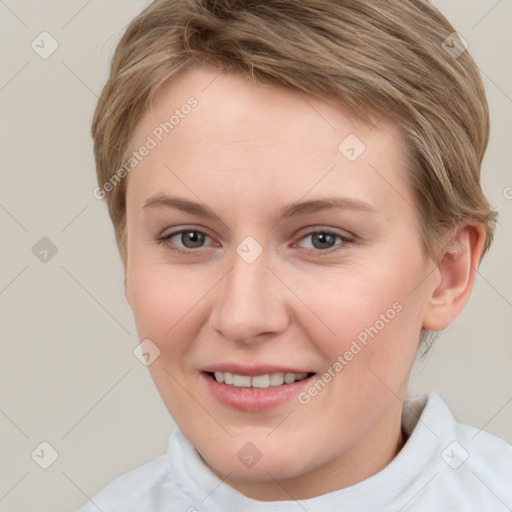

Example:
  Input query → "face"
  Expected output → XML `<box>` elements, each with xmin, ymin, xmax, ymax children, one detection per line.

<box><xmin>124</xmin><ymin>65</ymin><xmax>438</xmax><ymax>499</ymax></box>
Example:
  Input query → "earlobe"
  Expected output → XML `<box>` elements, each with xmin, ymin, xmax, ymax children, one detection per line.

<box><xmin>422</xmin><ymin>224</ymin><xmax>485</xmax><ymax>332</ymax></box>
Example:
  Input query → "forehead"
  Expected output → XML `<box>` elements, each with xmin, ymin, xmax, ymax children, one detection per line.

<box><xmin>126</xmin><ymin>65</ymin><xmax>411</xmax><ymax>220</ymax></box>
<box><xmin>134</xmin><ymin>64</ymin><xmax>395</xmax><ymax>151</ymax></box>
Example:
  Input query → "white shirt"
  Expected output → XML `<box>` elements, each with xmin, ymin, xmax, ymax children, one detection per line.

<box><xmin>77</xmin><ymin>393</ymin><xmax>512</xmax><ymax>511</ymax></box>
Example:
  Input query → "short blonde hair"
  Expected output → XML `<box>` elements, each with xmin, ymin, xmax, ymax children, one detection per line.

<box><xmin>92</xmin><ymin>0</ymin><xmax>497</xmax><ymax>284</ymax></box>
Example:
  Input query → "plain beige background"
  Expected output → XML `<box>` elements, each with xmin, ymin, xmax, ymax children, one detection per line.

<box><xmin>0</xmin><ymin>1</ymin><xmax>511</xmax><ymax>511</ymax></box>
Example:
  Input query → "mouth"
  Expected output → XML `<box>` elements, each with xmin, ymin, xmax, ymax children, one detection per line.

<box><xmin>201</xmin><ymin>367</ymin><xmax>316</xmax><ymax>411</ymax></box>
<box><xmin>206</xmin><ymin>371</ymin><xmax>314</xmax><ymax>388</ymax></box>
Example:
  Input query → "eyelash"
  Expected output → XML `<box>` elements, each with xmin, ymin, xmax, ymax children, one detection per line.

<box><xmin>157</xmin><ymin>228</ymin><xmax>353</xmax><ymax>256</ymax></box>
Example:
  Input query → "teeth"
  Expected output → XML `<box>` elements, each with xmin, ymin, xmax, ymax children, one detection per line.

<box><xmin>233</xmin><ymin>374</ymin><xmax>252</xmax><ymax>387</ymax></box>
<box><xmin>269</xmin><ymin>372</ymin><xmax>284</xmax><ymax>386</ymax></box>
<box><xmin>212</xmin><ymin>371</ymin><xmax>309</xmax><ymax>388</ymax></box>
<box><xmin>251</xmin><ymin>374</ymin><xmax>270</xmax><ymax>388</ymax></box>
<box><xmin>284</xmin><ymin>372</ymin><xmax>295</xmax><ymax>384</ymax></box>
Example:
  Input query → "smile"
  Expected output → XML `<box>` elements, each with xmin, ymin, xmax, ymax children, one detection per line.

<box><xmin>202</xmin><ymin>368</ymin><xmax>316</xmax><ymax>412</ymax></box>
<box><xmin>210</xmin><ymin>371</ymin><xmax>312</xmax><ymax>388</ymax></box>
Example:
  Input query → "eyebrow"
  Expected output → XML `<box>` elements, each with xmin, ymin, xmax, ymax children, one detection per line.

<box><xmin>143</xmin><ymin>194</ymin><xmax>379</xmax><ymax>221</ymax></box>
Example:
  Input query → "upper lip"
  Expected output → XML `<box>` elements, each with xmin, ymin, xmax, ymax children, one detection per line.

<box><xmin>202</xmin><ymin>364</ymin><xmax>314</xmax><ymax>376</ymax></box>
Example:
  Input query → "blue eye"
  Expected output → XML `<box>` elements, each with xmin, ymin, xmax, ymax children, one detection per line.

<box><xmin>158</xmin><ymin>228</ymin><xmax>352</xmax><ymax>255</ymax></box>
<box><xmin>159</xmin><ymin>229</ymin><xmax>212</xmax><ymax>253</ymax></box>
<box><xmin>296</xmin><ymin>230</ymin><xmax>351</xmax><ymax>252</ymax></box>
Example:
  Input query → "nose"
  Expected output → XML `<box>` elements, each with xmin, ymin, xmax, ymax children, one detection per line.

<box><xmin>208</xmin><ymin>247</ymin><xmax>290</xmax><ymax>344</ymax></box>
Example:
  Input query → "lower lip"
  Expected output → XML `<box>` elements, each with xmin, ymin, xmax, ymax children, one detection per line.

<box><xmin>202</xmin><ymin>372</ymin><xmax>314</xmax><ymax>412</ymax></box>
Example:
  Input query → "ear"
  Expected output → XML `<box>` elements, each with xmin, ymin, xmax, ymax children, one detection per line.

<box><xmin>422</xmin><ymin>223</ymin><xmax>486</xmax><ymax>331</ymax></box>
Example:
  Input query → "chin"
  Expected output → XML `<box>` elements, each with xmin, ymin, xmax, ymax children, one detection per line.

<box><xmin>197</xmin><ymin>436</ymin><xmax>319</xmax><ymax>483</ymax></box>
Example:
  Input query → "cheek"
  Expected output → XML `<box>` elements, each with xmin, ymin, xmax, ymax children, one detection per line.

<box><xmin>126</xmin><ymin>262</ymin><xmax>209</xmax><ymax>354</ymax></box>
<box><xmin>289</xmin><ymin>266</ymin><xmax>406</xmax><ymax>344</ymax></box>
<box><xmin>126</xmin><ymin>264</ymin><xmax>210</xmax><ymax>418</ymax></box>
<box><xmin>292</xmin><ymin>258</ymin><xmax>423</xmax><ymax>382</ymax></box>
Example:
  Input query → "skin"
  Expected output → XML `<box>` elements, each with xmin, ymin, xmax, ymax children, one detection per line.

<box><xmin>124</xmin><ymin>64</ymin><xmax>485</xmax><ymax>501</ymax></box>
